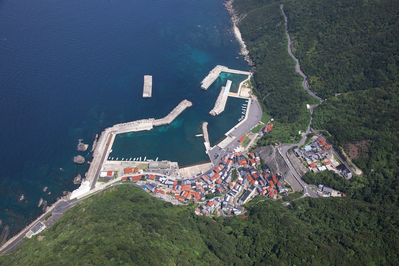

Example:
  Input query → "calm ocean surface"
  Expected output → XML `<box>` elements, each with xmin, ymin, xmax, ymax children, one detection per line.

<box><xmin>0</xmin><ymin>0</ymin><xmax>248</xmax><ymax>240</ymax></box>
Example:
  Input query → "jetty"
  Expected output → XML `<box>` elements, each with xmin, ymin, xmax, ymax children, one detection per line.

<box><xmin>202</xmin><ymin>122</ymin><xmax>210</xmax><ymax>153</ymax></box>
<box><xmin>201</xmin><ymin>65</ymin><xmax>251</xmax><ymax>90</ymax></box>
<box><xmin>209</xmin><ymin>80</ymin><xmax>231</xmax><ymax>116</ymax></box>
<box><xmin>84</xmin><ymin>99</ymin><xmax>192</xmax><ymax>188</ymax></box>
<box><xmin>143</xmin><ymin>75</ymin><xmax>152</xmax><ymax>98</ymax></box>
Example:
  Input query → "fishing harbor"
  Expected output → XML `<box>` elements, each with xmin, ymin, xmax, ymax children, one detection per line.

<box><xmin>71</xmin><ymin>66</ymin><xmax>257</xmax><ymax>199</ymax></box>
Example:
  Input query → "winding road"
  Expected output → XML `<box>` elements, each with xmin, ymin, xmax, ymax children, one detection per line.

<box><xmin>275</xmin><ymin>5</ymin><xmax>325</xmax><ymax>198</ymax></box>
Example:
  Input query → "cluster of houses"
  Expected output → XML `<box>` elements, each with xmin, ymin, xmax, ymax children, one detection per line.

<box><xmin>294</xmin><ymin>136</ymin><xmax>352</xmax><ymax>179</ymax></box>
<box><xmin>237</xmin><ymin>163</ymin><xmax>287</xmax><ymax>205</ymax></box>
<box><xmin>294</xmin><ymin>136</ymin><xmax>334</xmax><ymax>173</ymax></box>
<box><xmin>194</xmin><ymin>151</ymin><xmax>288</xmax><ymax>216</ymax></box>
<box><xmin>117</xmin><ymin>149</ymin><xmax>291</xmax><ymax>217</ymax></box>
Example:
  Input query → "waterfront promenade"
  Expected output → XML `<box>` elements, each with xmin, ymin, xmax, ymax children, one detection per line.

<box><xmin>201</xmin><ymin>65</ymin><xmax>251</xmax><ymax>90</ymax></box>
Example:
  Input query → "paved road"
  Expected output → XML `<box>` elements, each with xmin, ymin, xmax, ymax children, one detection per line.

<box><xmin>0</xmin><ymin>181</ymin><xmax>180</xmax><ymax>254</ymax></box>
<box><xmin>90</xmin><ymin>132</ymin><xmax>116</xmax><ymax>190</ymax></box>
<box><xmin>0</xmin><ymin>196</ymin><xmax>91</xmax><ymax>254</ymax></box>
<box><xmin>208</xmin><ymin>99</ymin><xmax>262</xmax><ymax>166</ymax></box>
<box><xmin>281</xmin><ymin>4</ymin><xmax>324</xmax><ymax>105</ymax></box>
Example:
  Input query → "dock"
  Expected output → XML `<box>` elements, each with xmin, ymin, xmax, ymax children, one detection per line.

<box><xmin>202</xmin><ymin>122</ymin><xmax>210</xmax><ymax>153</ymax></box>
<box><xmin>85</xmin><ymin>100</ymin><xmax>192</xmax><ymax>185</ymax></box>
<box><xmin>200</xmin><ymin>65</ymin><xmax>251</xmax><ymax>90</ymax></box>
<box><xmin>143</xmin><ymin>75</ymin><xmax>152</xmax><ymax>98</ymax></box>
<box><xmin>209</xmin><ymin>80</ymin><xmax>231</xmax><ymax>116</ymax></box>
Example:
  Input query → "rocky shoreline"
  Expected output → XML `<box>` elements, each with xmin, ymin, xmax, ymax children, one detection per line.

<box><xmin>224</xmin><ymin>0</ymin><xmax>254</xmax><ymax>66</ymax></box>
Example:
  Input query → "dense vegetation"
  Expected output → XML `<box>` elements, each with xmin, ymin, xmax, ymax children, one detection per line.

<box><xmin>285</xmin><ymin>0</ymin><xmax>399</xmax><ymax>98</ymax></box>
<box><xmin>1</xmin><ymin>185</ymin><xmax>399</xmax><ymax>265</ymax></box>
<box><xmin>2</xmin><ymin>0</ymin><xmax>399</xmax><ymax>264</ymax></box>
<box><xmin>234</xmin><ymin>0</ymin><xmax>399</xmax><ymax>208</ymax></box>
<box><xmin>231</xmin><ymin>0</ymin><xmax>399</xmax><ymax>262</ymax></box>
<box><xmin>234</xmin><ymin>0</ymin><xmax>317</xmax><ymax>145</ymax></box>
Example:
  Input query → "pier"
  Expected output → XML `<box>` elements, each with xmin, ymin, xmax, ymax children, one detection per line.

<box><xmin>85</xmin><ymin>100</ymin><xmax>192</xmax><ymax>186</ymax></box>
<box><xmin>209</xmin><ymin>80</ymin><xmax>231</xmax><ymax>116</ymax></box>
<box><xmin>143</xmin><ymin>75</ymin><xmax>152</xmax><ymax>98</ymax></box>
<box><xmin>202</xmin><ymin>122</ymin><xmax>210</xmax><ymax>153</ymax></box>
<box><xmin>200</xmin><ymin>65</ymin><xmax>251</xmax><ymax>90</ymax></box>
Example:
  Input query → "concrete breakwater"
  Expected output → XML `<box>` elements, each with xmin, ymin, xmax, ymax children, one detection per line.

<box><xmin>201</xmin><ymin>65</ymin><xmax>251</xmax><ymax>90</ymax></box>
<box><xmin>85</xmin><ymin>100</ymin><xmax>192</xmax><ymax>185</ymax></box>
<box><xmin>153</xmin><ymin>99</ymin><xmax>192</xmax><ymax>126</ymax></box>
<box><xmin>142</xmin><ymin>75</ymin><xmax>153</xmax><ymax>98</ymax></box>
<box><xmin>209</xmin><ymin>80</ymin><xmax>231</xmax><ymax>116</ymax></box>
<box><xmin>202</xmin><ymin>122</ymin><xmax>210</xmax><ymax>153</ymax></box>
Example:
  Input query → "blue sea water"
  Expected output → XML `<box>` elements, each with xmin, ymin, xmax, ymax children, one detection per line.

<box><xmin>0</xmin><ymin>0</ymin><xmax>248</xmax><ymax>239</ymax></box>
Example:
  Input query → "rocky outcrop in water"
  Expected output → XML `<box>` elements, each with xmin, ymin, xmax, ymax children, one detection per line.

<box><xmin>0</xmin><ymin>225</ymin><xmax>10</xmax><ymax>247</ymax></box>
<box><xmin>73</xmin><ymin>174</ymin><xmax>82</xmax><ymax>184</ymax></box>
<box><xmin>38</xmin><ymin>197</ymin><xmax>43</xmax><ymax>207</ymax></box>
<box><xmin>73</xmin><ymin>155</ymin><xmax>85</xmax><ymax>164</ymax></box>
<box><xmin>42</xmin><ymin>200</ymin><xmax>48</xmax><ymax>212</ymax></box>
<box><xmin>77</xmin><ymin>139</ymin><xmax>89</xmax><ymax>152</ymax></box>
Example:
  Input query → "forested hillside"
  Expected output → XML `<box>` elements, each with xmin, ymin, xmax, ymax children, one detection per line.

<box><xmin>234</xmin><ymin>0</ymin><xmax>399</xmax><ymax>208</ymax></box>
<box><xmin>1</xmin><ymin>186</ymin><xmax>398</xmax><ymax>265</ymax></box>
<box><xmin>2</xmin><ymin>0</ymin><xmax>399</xmax><ymax>264</ymax></box>
<box><xmin>285</xmin><ymin>0</ymin><xmax>399</xmax><ymax>97</ymax></box>
<box><xmin>233</xmin><ymin>0</ymin><xmax>317</xmax><ymax>144</ymax></box>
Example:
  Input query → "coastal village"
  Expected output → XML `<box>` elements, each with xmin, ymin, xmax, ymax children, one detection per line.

<box><xmin>2</xmin><ymin>65</ymin><xmax>351</xmax><ymax>249</ymax></box>
<box><xmin>56</xmin><ymin>65</ymin><xmax>349</xmax><ymax>217</ymax></box>
<box><xmin>93</xmin><ymin>124</ymin><xmax>346</xmax><ymax>218</ymax></box>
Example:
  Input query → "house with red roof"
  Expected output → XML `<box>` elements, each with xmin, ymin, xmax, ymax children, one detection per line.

<box><xmin>124</xmin><ymin>168</ymin><xmax>133</xmax><ymax>174</ymax></box>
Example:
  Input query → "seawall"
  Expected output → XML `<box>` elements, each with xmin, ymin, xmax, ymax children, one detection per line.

<box><xmin>85</xmin><ymin>100</ymin><xmax>192</xmax><ymax>185</ymax></box>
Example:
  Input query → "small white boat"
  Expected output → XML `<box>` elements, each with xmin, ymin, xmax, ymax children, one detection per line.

<box><xmin>144</xmin><ymin>156</ymin><xmax>147</xmax><ymax>161</ymax></box>
<box><xmin>109</xmin><ymin>149</ymin><xmax>113</xmax><ymax>153</ymax></box>
<box><xmin>133</xmin><ymin>158</ymin><xmax>136</xmax><ymax>161</ymax></box>
<box><xmin>155</xmin><ymin>157</ymin><xmax>158</xmax><ymax>161</ymax></box>
<box><xmin>130</xmin><ymin>158</ymin><xmax>132</xmax><ymax>161</ymax></box>
<box><xmin>122</xmin><ymin>158</ymin><xmax>124</xmax><ymax>161</ymax></box>
<box><xmin>111</xmin><ymin>157</ymin><xmax>114</xmax><ymax>160</ymax></box>
<box><xmin>140</xmin><ymin>157</ymin><xmax>142</xmax><ymax>161</ymax></box>
<box><xmin>116</xmin><ymin>157</ymin><xmax>118</xmax><ymax>160</ymax></box>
